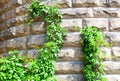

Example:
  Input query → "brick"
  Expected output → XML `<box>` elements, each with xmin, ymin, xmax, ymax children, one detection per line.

<box><xmin>61</xmin><ymin>19</ymin><xmax>82</xmax><ymax>31</ymax></box>
<box><xmin>105</xmin><ymin>32</ymin><xmax>120</xmax><ymax>46</ymax></box>
<box><xmin>6</xmin><ymin>36</ymin><xmax>27</xmax><ymax>50</ymax></box>
<box><xmin>59</xmin><ymin>47</ymin><xmax>83</xmax><ymax>61</ymax></box>
<box><xmin>2</xmin><ymin>0</ymin><xmax>24</xmax><ymax>14</ymax></box>
<box><xmin>60</xmin><ymin>8</ymin><xmax>93</xmax><ymax>18</ymax></box>
<box><xmin>58</xmin><ymin>0</ymin><xmax>72</xmax><ymax>8</ymax></box>
<box><xmin>93</xmin><ymin>7</ymin><xmax>119</xmax><ymax>18</ymax></box>
<box><xmin>0</xmin><ymin>41</ymin><xmax>7</xmax><ymax>53</ymax></box>
<box><xmin>5</xmin><ymin>15</ymin><xmax>25</xmax><ymax>28</ymax></box>
<box><xmin>27</xmin><ymin>34</ymin><xmax>46</xmax><ymax>49</ymax></box>
<box><xmin>0</xmin><ymin>25</ymin><xmax>30</xmax><ymax>41</ymax></box>
<box><xmin>40</xmin><ymin>0</ymin><xmax>72</xmax><ymax>8</ymax></box>
<box><xmin>112</xmin><ymin>47</ymin><xmax>120</xmax><ymax>61</ymax></box>
<box><xmin>104</xmin><ymin>75</ymin><xmax>120</xmax><ymax>81</ymax></box>
<box><xmin>56</xmin><ymin>61</ymin><xmax>83</xmax><ymax>74</ymax></box>
<box><xmin>109</xmin><ymin>18</ymin><xmax>120</xmax><ymax>31</ymax></box>
<box><xmin>31</xmin><ymin>22</ymin><xmax>45</xmax><ymax>34</ymax></box>
<box><xmin>104</xmin><ymin>61</ymin><xmax>120</xmax><ymax>74</ymax></box>
<box><xmin>64</xmin><ymin>32</ymin><xmax>81</xmax><ymax>47</ymax></box>
<box><xmin>83</xmin><ymin>18</ymin><xmax>109</xmax><ymax>31</ymax></box>
<box><xmin>101</xmin><ymin>0</ymin><xmax>120</xmax><ymax>7</ymax></box>
<box><xmin>5</xmin><ymin>9</ymin><xmax>15</xmax><ymax>20</ymax></box>
<box><xmin>72</xmin><ymin>0</ymin><xmax>100</xmax><ymax>7</ymax></box>
<box><xmin>15</xmin><ymin>4</ymin><xmax>29</xmax><ymax>16</ymax></box>
<box><xmin>57</xmin><ymin>74</ymin><xmax>84</xmax><ymax>81</ymax></box>
<box><xmin>101</xmin><ymin>47</ymin><xmax>112</xmax><ymax>61</ymax></box>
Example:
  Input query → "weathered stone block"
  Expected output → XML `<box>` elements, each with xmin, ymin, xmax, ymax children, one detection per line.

<box><xmin>56</xmin><ymin>61</ymin><xmax>83</xmax><ymax>74</ymax></box>
<box><xmin>93</xmin><ymin>8</ymin><xmax>119</xmax><ymax>18</ymax></box>
<box><xmin>104</xmin><ymin>75</ymin><xmax>120</xmax><ymax>81</ymax></box>
<box><xmin>112</xmin><ymin>47</ymin><xmax>120</xmax><ymax>61</ymax></box>
<box><xmin>72</xmin><ymin>0</ymin><xmax>100</xmax><ymax>7</ymax></box>
<box><xmin>104</xmin><ymin>61</ymin><xmax>120</xmax><ymax>74</ymax></box>
<box><xmin>0</xmin><ymin>25</ymin><xmax>30</xmax><ymax>41</ymax></box>
<box><xmin>57</xmin><ymin>74</ymin><xmax>84</xmax><ymax>81</ymax></box>
<box><xmin>0</xmin><ymin>41</ymin><xmax>7</xmax><ymax>53</ymax></box>
<box><xmin>105</xmin><ymin>32</ymin><xmax>120</xmax><ymax>46</ymax></box>
<box><xmin>59</xmin><ymin>47</ymin><xmax>83</xmax><ymax>61</ymax></box>
<box><xmin>40</xmin><ymin>0</ymin><xmax>72</xmax><ymax>8</ymax></box>
<box><xmin>109</xmin><ymin>18</ymin><xmax>120</xmax><ymax>31</ymax></box>
<box><xmin>61</xmin><ymin>19</ymin><xmax>82</xmax><ymax>31</ymax></box>
<box><xmin>31</xmin><ymin>22</ymin><xmax>45</xmax><ymax>34</ymax></box>
<box><xmin>83</xmin><ymin>18</ymin><xmax>108</xmax><ymax>31</ymax></box>
<box><xmin>64</xmin><ymin>32</ymin><xmax>81</xmax><ymax>47</ymax></box>
<box><xmin>60</xmin><ymin>8</ymin><xmax>93</xmax><ymax>18</ymax></box>
<box><xmin>101</xmin><ymin>47</ymin><xmax>112</xmax><ymax>60</ymax></box>
<box><xmin>6</xmin><ymin>36</ymin><xmax>27</xmax><ymax>50</ymax></box>
<box><xmin>15</xmin><ymin>4</ymin><xmax>28</xmax><ymax>16</ymax></box>
<box><xmin>27</xmin><ymin>34</ymin><xmax>46</xmax><ymax>49</ymax></box>
<box><xmin>9</xmin><ymin>25</ymin><xmax>30</xmax><ymax>36</ymax></box>
<box><xmin>5</xmin><ymin>9</ymin><xmax>15</xmax><ymax>20</ymax></box>
<box><xmin>101</xmin><ymin>0</ymin><xmax>120</xmax><ymax>7</ymax></box>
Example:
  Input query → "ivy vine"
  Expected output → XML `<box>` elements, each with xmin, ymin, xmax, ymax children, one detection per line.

<box><xmin>81</xmin><ymin>26</ymin><xmax>108</xmax><ymax>81</ymax></box>
<box><xmin>0</xmin><ymin>0</ymin><xmax>66</xmax><ymax>81</ymax></box>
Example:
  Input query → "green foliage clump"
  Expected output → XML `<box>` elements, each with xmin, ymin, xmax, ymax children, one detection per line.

<box><xmin>0</xmin><ymin>50</ymin><xmax>25</xmax><ymax>81</ymax></box>
<box><xmin>26</xmin><ymin>0</ymin><xmax>66</xmax><ymax>80</ymax></box>
<box><xmin>81</xmin><ymin>26</ymin><xmax>108</xmax><ymax>81</ymax></box>
<box><xmin>26</xmin><ymin>42</ymin><xmax>59</xmax><ymax>81</ymax></box>
<box><xmin>0</xmin><ymin>0</ymin><xmax>66</xmax><ymax>81</ymax></box>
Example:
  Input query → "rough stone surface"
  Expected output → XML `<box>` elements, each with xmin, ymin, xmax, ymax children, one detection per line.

<box><xmin>60</xmin><ymin>8</ymin><xmax>93</xmax><ymax>18</ymax></box>
<box><xmin>40</xmin><ymin>0</ymin><xmax>72</xmax><ymax>8</ymax></box>
<box><xmin>27</xmin><ymin>35</ymin><xmax>46</xmax><ymax>49</ymax></box>
<box><xmin>64</xmin><ymin>32</ymin><xmax>81</xmax><ymax>47</ymax></box>
<box><xmin>83</xmin><ymin>18</ymin><xmax>109</xmax><ymax>31</ymax></box>
<box><xmin>31</xmin><ymin>22</ymin><xmax>45</xmax><ymax>34</ymax></box>
<box><xmin>72</xmin><ymin>0</ymin><xmax>100</xmax><ymax>7</ymax></box>
<box><xmin>105</xmin><ymin>32</ymin><xmax>120</xmax><ymax>46</ymax></box>
<box><xmin>112</xmin><ymin>47</ymin><xmax>120</xmax><ymax>60</ymax></box>
<box><xmin>93</xmin><ymin>8</ymin><xmax>120</xmax><ymax>18</ymax></box>
<box><xmin>56</xmin><ymin>61</ymin><xmax>83</xmax><ymax>74</ymax></box>
<box><xmin>6</xmin><ymin>36</ymin><xmax>27</xmax><ymax>50</ymax></box>
<box><xmin>104</xmin><ymin>75</ymin><xmax>120</xmax><ymax>81</ymax></box>
<box><xmin>0</xmin><ymin>25</ymin><xmax>30</xmax><ymax>41</ymax></box>
<box><xmin>104</xmin><ymin>61</ymin><xmax>120</xmax><ymax>74</ymax></box>
<box><xmin>59</xmin><ymin>47</ymin><xmax>83</xmax><ymax>61</ymax></box>
<box><xmin>101</xmin><ymin>0</ymin><xmax>120</xmax><ymax>7</ymax></box>
<box><xmin>57</xmin><ymin>74</ymin><xmax>84</xmax><ymax>81</ymax></box>
<box><xmin>61</xmin><ymin>19</ymin><xmax>82</xmax><ymax>31</ymax></box>
<box><xmin>109</xmin><ymin>18</ymin><xmax>120</xmax><ymax>31</ymax></box>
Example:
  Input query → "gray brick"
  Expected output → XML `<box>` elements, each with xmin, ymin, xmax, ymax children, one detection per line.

<box><xmin>72</xmin><ymin>0</ymin><xmax>100</xmax><ymax>7</ymax></box>
<box><xmin>56</xmin><ymin>61</ymin><xmax>83</xmax><ymax>74</ymax></box>
<box><xmin>64</xmin><ymin>32</ymin><xmax>81</xmax><ymax>47</ymax></box>
<box><xmin>109</xmin><ymin>18</ymin><xmax>120</xmax><ymax>31</ymax></box>
<box><xmin>61</xmin><ymin>19</ymin><xmax>82</xmax><ymax>31</ymax></box>
<box><xmin>57</xmin><ymin>74</ymin><xmax>84</xmax><ymax>81</ymax></box>
<box><xmin>83</xmin><ymin>18</ymin><xmax>109</xmax><ymax>31</ymax></box>
<box><xmin>60</xmin><ymin>8</ymin><xmax>93</xmax><ymax>18</ymax></box>
<box><xmin>27</xmin><ymin>35</ymin><xmax>46</xmax><ymax>49</ymax></box>
<box><xmin>104</xmin><ymin>61</ymin><xmax>120</xmax><ymax>74</ymax></box>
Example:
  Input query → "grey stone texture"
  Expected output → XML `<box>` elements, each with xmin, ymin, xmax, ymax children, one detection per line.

<box><xmin>0</xmin><ymin>0</ymin><xmax>120</xmax><ymax>81</ymax></box>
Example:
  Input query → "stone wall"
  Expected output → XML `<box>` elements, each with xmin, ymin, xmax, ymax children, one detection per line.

<box><xmin>0</xmin><ymin>0</ymin><xmax>120</xmax><ymax>81</ymax></box>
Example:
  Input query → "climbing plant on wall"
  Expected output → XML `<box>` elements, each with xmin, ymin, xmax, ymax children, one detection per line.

<box><xmin>81</xmin><ymin>26</ymin><xmax>108</xmax><ymax>81</ymax></box>
<box><xmin>0</xmin><ymin>0</ymin><xmax>66</xmax><ymax>81</ymax></box>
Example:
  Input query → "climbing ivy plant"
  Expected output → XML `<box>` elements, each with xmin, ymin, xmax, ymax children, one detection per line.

<box><xmin>0</xmin><ymin>0</ymin><xmax>66</xmax><ymax>81</ymax></box>
<box><xmin>81</xmin><ymin>26</ymin><xmax>108</xmax><ymax>81</ymax></box>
